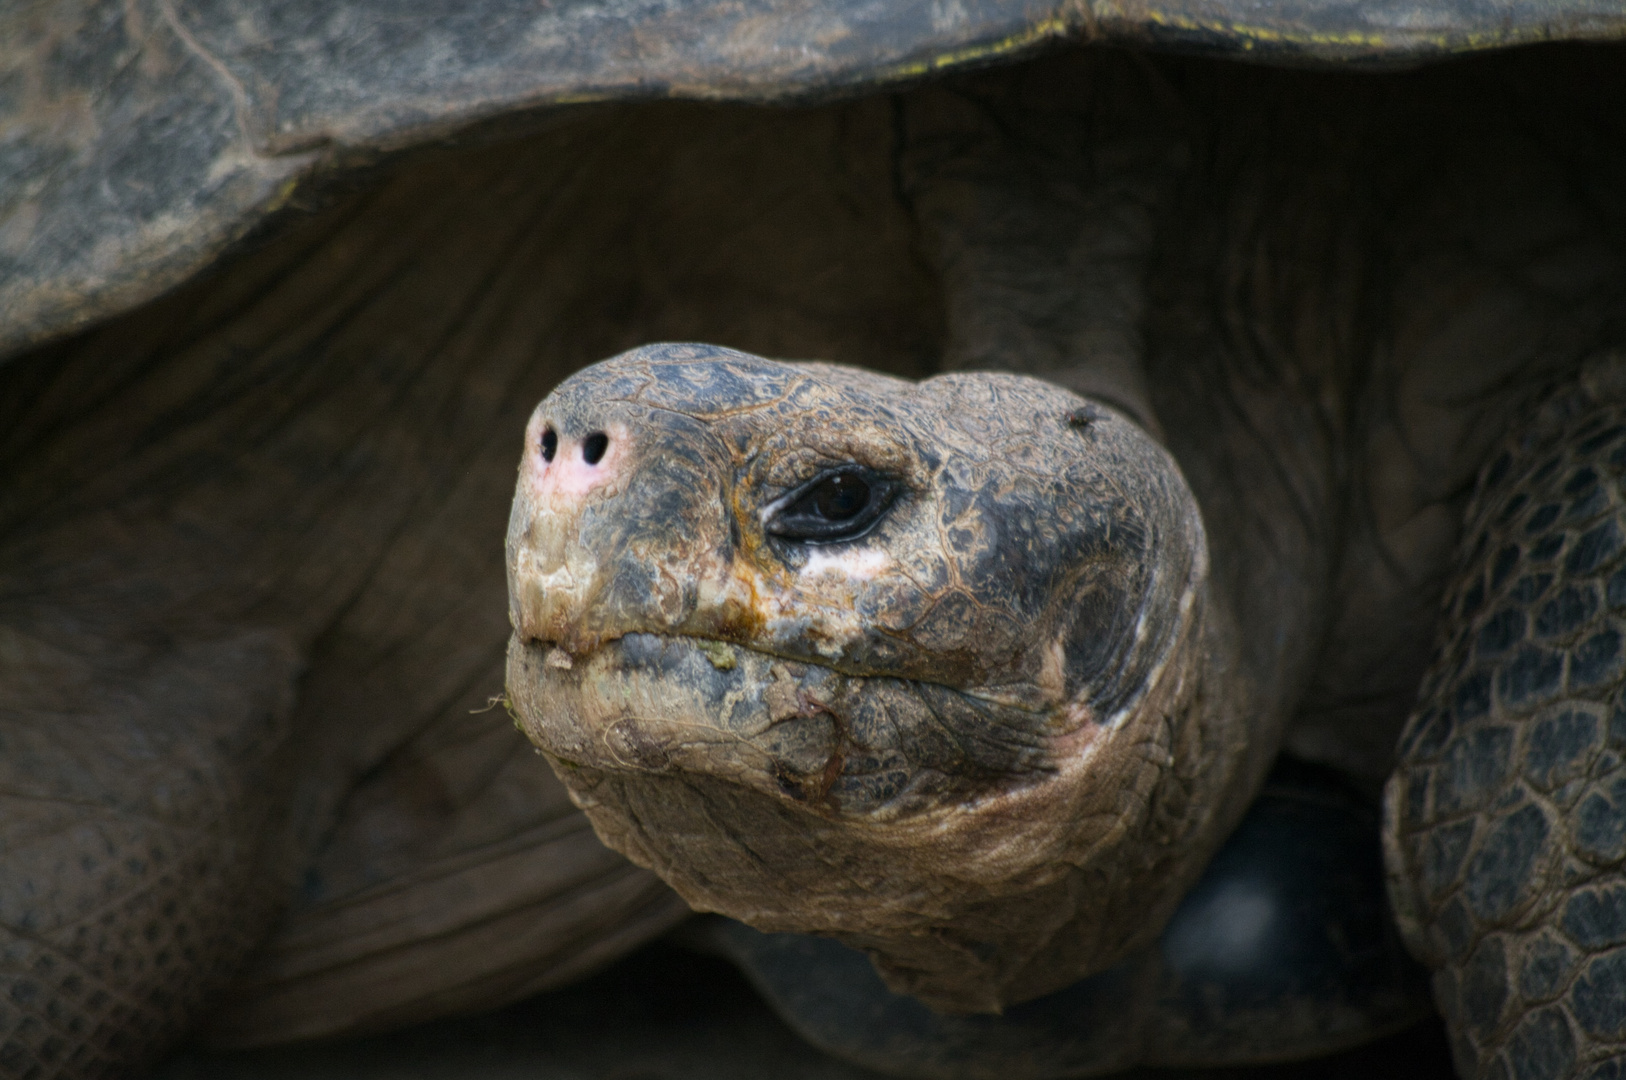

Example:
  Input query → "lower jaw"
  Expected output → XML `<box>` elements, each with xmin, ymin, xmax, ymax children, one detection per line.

<box><xmin>506</xmin><ymin>630</ymin><xmax>1190</xmax><ymax>1015</ymax></box>
<box><xmin>505</xmin><ymin>630</ymin><xmax>1055</xmax><ymax>821</ymax></box>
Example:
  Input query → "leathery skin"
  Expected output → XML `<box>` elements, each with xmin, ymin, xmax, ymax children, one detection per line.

<box><xmin>505</xmin><ymin>343</ymin><xmax>1261</xmax><ymax>1014</ymax></box>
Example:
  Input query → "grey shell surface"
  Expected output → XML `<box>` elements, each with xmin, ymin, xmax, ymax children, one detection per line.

<box><xmin>3</xmin><ymin>0</ymin><xmax>1625</xmax><ymax>366</ymax></box>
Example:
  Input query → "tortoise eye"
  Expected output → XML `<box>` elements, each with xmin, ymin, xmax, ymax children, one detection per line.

<box><xmin>767</xmin><ymin>467</ymin><xmax>898</xmax><ymax>544</ymax></box>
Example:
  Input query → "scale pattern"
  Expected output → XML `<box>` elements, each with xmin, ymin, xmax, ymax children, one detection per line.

<box><xmin>1389</xmin><ymin>386</ymin><xmax>1626</xmax><ymax>1079</ymax></box>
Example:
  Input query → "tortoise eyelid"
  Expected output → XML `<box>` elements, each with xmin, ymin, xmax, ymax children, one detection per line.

<box><xmin>762</xmin><ymin>464</ymin><xmax>900</xmax><ymax>545</ymax></box>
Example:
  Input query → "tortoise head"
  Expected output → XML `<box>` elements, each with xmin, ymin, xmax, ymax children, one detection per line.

<box><xmin>505</xmin><ymin>343</ymin><xmax>1225</xmax><ymax>1012</ymax></box>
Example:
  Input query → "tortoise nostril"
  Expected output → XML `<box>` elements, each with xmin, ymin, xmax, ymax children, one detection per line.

<box><xmin>541</xmin><ymin>428</ymin><xmax>557</xmax><ymax>463</ymax></box>
<box><xmin>583</xmin><ymin>432</ymin><xmax>609</xmax><ymax>465</ymax></box>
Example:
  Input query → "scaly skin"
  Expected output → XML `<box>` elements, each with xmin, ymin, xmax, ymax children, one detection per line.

<box><xmin>1388</xmin><ymin>359</ymin><xmax>1626</xmax><ymax>1079</ymax></box>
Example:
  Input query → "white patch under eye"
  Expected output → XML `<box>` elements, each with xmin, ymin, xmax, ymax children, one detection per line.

<box><xmin>799</xmin><ymin>547</ymin><xmax>892</xmax><ymax>580</ymax></box>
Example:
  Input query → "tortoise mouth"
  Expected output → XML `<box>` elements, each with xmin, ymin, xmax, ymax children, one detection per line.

<box><xmin>507</xmin><ymin>631</ymin><xmax>1061</xmax><ymax>821</ymax></box>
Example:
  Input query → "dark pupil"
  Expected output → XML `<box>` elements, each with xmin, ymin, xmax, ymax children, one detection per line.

<box><xmin>541</xmin><ymin>428</ymin><xmax>557</xmax><ymax>462</ymax></box>
<box><xmin>814</xmin><ymin>474</ymin><xmax>869</xmax><ymax>520</ymax></box>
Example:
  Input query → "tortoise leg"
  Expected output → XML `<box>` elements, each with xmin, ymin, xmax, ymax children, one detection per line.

<box><xmin>0</xmin><ymin>609</ymin><xmax>309</xmax><ymax>1078</ymax></box>
<box><xmin>1387</xmin><ymin>363</ymin><xmax>1626</xmax><ymax>1079</ymax></box>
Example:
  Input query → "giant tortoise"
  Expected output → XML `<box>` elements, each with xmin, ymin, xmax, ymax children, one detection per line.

<box><xmin>6</xmin><ymin>2</ymin><xmax>1626</xmax><ymax>1078</ymax></box>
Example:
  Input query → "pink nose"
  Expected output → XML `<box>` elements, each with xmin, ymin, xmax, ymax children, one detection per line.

<box><xmin>523</xmin><ymin>415</ymin><xmax>626</xmax><ymax>501</ymax></box>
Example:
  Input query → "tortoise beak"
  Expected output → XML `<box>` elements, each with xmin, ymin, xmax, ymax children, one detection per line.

<box><xmin>506</xmin><ymin>411</ymin><xmax>631</xmax><ymax>647</ymax></box>
<box><xmin>505</xmin><ymin>383</ymin><xmax>743</xmax><ymax>655</ymax></box>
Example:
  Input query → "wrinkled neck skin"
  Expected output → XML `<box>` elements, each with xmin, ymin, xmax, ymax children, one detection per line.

<box><xmin>504</xmin><ymin>344</ymin><xmax>1263</xmax><ymax>1013</ymax></box>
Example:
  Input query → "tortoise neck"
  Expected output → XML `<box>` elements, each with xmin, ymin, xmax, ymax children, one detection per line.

<box><xmin>898</xmin><ymin>58</ymin><xmax>1190</xmax><ymax>442</ymax></box>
